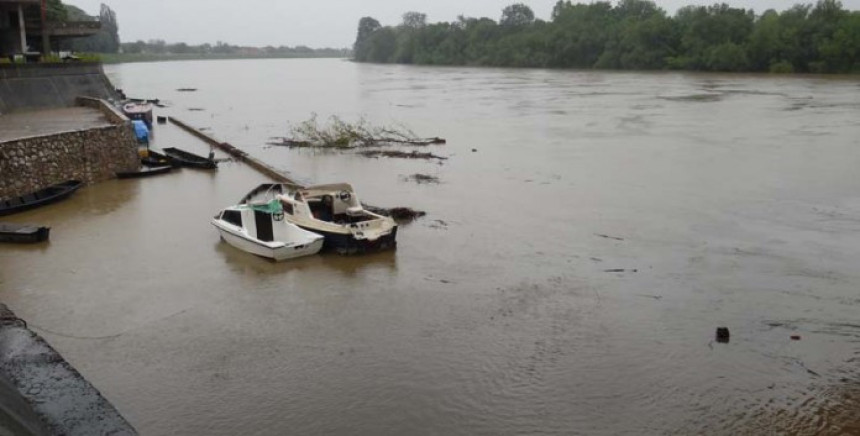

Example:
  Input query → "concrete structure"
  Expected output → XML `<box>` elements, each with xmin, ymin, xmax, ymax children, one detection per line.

<box><xmin>0</xmin><ymin>0</ymin><xmax>99</xmax><ymax>58</ymax></box>
<box><xmin>0</xmin><ymin>305</ymin><xmax>137</xmax><ymax>435</ymax></box>
<box><xmin>0</xmin><ymin>97</ymin><xmax>139</xmax><ymax>199</ymax></box>
<box><xmin>0</xmin><ymin>63</ymin><xmax>119</xmax><ymax>113</ymax></box>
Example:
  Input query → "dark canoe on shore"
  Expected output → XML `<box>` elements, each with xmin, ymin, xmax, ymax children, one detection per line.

<box><xmin>0</xmin><ymin>180</ymin><xmax>83</xmax><ymax>217</ymax></box>
<box><xmin>0</xmin><ymin>223</ymin><xmax>50</xmax><ymax>243</ymax></box>
<box><xmin>163</xmin><ymin>147</ymin><xmax>218</xmax><ymax>170</ymax></box>
<box><xmin>116</xmin><ymin>165</ymin><xmax>174</xmax><ymax>179</ymax></box>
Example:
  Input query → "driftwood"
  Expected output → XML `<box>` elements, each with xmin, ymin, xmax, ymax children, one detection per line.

<box><xmin>268</xmin><ymin>136</ymin><xmax>445</xmax><ymax>148</ymax></box>
<box><xmin>268</xmin><ymin>114</ymin><xmax>446</xmax><ymax>149</ymax></box>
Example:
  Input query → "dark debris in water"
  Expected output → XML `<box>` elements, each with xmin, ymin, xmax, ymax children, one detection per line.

<box><xmin>359</xmin><ymin>150</ymin><xmax>448</xmax><ymax>161</ymax></box>
<box><xmin>364</xmin><ymin>205</ymin><xmax>427</xmax><ymax>224</ymax></box>
<box><xmin>402</xmin><ymin>173</ymin><xmax>440</xmax><ymax>184</ymax></box>
<box><xmin>595</xmin><ymin>234</ymin><xmax>625</xmax><ymax>241</ymax></box>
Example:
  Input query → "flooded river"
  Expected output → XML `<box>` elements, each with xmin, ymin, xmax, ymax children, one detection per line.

<box><xmin>2</xmin><ymin>58</ymin><xmax>859</xmax><ymax>434</ymax></box>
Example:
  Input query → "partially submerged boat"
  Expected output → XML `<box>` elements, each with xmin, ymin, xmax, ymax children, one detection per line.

<box><xmin>0</xmin><ymin>223</ymin><xmax>50</xmax><ymax>243</ymax></box>
<box><xmin>116</xmin><ymin>165</ymin><xmax>173</xmax><ymax>179</ymax></box>
<box><xmin>240</xmin><ymin>183</ymin><xmax>398</xmax><ymax>254</ymax></box>
<box><xmin>211</xmin><ymin>198</ymin><xmax>324</xmax><ymax>261</ymax></box>
<box><xmin>163</xmin><ymin>147</ymin><xmax>217</xmax><ymax>170</ymax></box>
<box><xmin>122</xmin><ymin>102</ymin><xmax>154</xmax><ymax>126</ymax></box>
<box><xmin>141</xmin><ymin>149</ymin><xmax>180</xmax><ymax>168</ymax></box>
<box><xmin>0</xmin><ymin>180</ymin><xmax>83</xmax><ymax>217</ymax></box>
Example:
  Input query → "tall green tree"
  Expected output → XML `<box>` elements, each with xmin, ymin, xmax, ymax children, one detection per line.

<box><xmin>500</xmin><ymin>4</ymin><xmax>535</xmax><ymax>27</ymax></box>
<box><xmin>354</xmin><ymin>16</ymin><xmax>381</xmax><ymax>61</ymax></box>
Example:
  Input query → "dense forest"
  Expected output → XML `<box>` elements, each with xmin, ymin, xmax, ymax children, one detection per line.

<box><xmin>353</xmin><ymin>0</ymin><xmax>860</xmax><ymax>73</ymax></box>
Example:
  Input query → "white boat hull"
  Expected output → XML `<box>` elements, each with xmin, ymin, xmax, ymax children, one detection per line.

<box><xmin>212</xmin><ymin>220</ymin><xmax>323</xmax><ymax>261</ymax></box>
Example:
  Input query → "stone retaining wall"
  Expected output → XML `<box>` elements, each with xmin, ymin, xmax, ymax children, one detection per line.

<box><xmin>0</xmin><ymin>123</ymin><xmax>139</xmax><ymax>199</ymax></box>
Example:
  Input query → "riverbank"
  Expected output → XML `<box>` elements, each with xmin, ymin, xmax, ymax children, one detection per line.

<box><xmin>100</xmin><ymin>53</ymin><xmax>349</xmax><ymax>64</ymax></box>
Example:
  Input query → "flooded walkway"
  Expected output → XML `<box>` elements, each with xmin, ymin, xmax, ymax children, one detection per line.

<box><xmin>0</xmin><ymin>107</ymin><xmax>111</xmax><ymax>142</ymax></box>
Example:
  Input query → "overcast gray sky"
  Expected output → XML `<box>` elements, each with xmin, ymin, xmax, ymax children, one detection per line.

<box><xmin>67</xmin><ymin>0</ymin><xmax>860</xmax><ymax>48</ymax></box>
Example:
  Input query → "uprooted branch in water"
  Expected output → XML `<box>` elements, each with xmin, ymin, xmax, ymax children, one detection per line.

<box><xmin>363</xmin><ymin>205</ymin><xmax>427</xmax><ymax>223</ymax></box>
<box><xmin>268</xmin><ymin>114</ymin><xmax>445</xmax><ymax>148</ymax></box>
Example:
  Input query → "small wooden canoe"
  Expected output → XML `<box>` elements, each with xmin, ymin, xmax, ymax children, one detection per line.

<box><xmin>163</xmin><ymin>147</ymin><xmax>218</xmax><ymax>170</ymax></box>
<box><xmin>116</xmin><ymin>165</ymin><xmax>173</xmax><ymax>179</ymax></box>
<box><xmin>0</xmin><ymin>223</ymin><xmax>50</xmax><ymax>243</ymax></box>
<box><xmin>0</xmin><ymin>180</ymin><xmax>83</xmax><ymax>217</ymax></box>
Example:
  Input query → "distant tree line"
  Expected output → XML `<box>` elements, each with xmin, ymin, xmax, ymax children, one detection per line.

<box><xmin>119</xmin><ymin>40</ymin><xmax>350</xmax><ymax>58</ymax></box>
<box><xmin>49</xmin><ymin>0</ymin><xmax>348</xmax><ymax>58</ymax></box>
<box><xmin>353</xmin><ymin>0</ymin><xmax>860</xmax><ymax>73</ymax></box>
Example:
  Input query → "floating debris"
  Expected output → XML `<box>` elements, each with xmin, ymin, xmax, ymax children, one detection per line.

<box><xmin>429</xmin><ymin>219</ymin><xmax>448</xmax><ymax>229</ymax></box>
<box><xmin>188</xmin><ymin>108</ymin><xmax>205</xmax><ymax>112</ymax></box>
<box><xmin>359</xmin><ymin>150</ymin><xmax>448</xmax><ymax>161</ymax></box>
<box><xmin>269</xmin><ymin>114</ymin><xmax>445</xmax><ymax>148</ymax></box>
<box><xmin>176</xmin><ymin>88</ymin><xmax>198</xmax><ymax>92</ymax></box>
<box><xmin>716</xmin><ymin>327</ymin><xmax>730</xmax><ymax>343</ymax></box>
<box><xmin>596</xmin><ymin>233</ymin><xmax>625</xmax><ymax>241</ymax></box>
<box><xmin>604</xmin><ymin>268</ymin><xmax>638</xmax><ymax>273</ymax></box>
<box><xmin>402</xmin><ymin>173</ymin><xmax>440</xmax><ymax>184</ymax></box>
<box><xmin>364</xmin><ymin>205</ymin><xmax>427</xmax><ymax>223</ymax></box>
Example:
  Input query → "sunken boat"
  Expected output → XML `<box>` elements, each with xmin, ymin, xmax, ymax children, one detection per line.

<box><xmin>163</xmin><ymin>147</ymin><xmax>218</xmax><ymax>170</ymax></box>
<box><xmin>0</xmin><ymin>180</ymin><xmax>83</xmax><ymax>217</ymax></box>
<box><xmin>116</xmin><ymin>165</ymin><xmax>174</xmax><ymax>179</ymax></box>
<box><xmin>0</xmin><ymin>223</ymin><xmax>50</xmax><ymax>243</ymax></box>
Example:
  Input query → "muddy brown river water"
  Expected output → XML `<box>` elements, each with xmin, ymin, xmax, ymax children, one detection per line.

<box><xmin>1</xmin><ymin>59</ymin><xmax>859</xmax><ymax>435</ymax></box>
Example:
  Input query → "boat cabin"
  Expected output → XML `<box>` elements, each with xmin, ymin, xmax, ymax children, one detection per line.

<box><xmin>288</xmin><ymin>183</ymin><xmax>376</xmax><ymax>225</ymax></box>
<box><xmin>217</xmin><ymin>200</ymin><xmax>297</xmax><ymax>244</ymax></box>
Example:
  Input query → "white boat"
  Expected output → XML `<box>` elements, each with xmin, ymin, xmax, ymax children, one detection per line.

<box><xmin>122</xmin><ymin>101</ymin><xmax>154</xmax><ymax>126</ymax></box>
<box><xmin>211</xmin><ymin>198</ymin><xmax>324</xmax><ymax>261</ymax></box>
<box><xmin>240</xmin><ymin>183</ymin><xmax>398</xmax><ymax>254</ymax></box>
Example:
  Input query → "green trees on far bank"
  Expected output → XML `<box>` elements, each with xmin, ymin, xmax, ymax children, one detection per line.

<box><xmin>353</xmin><ymin>0</ymin><xmax>860</xmax><ymax>73</ymax></box>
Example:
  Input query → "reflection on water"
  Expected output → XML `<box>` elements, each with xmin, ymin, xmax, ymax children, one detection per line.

<box><xmin>214</xmin><ymin>241</ymin><xmax>397</xmax><ymax>278</ymax></box>
<box><xmin>1</xmin><ymin>59</ymin><xmax>858</xmax><ymax>435</ymax></box>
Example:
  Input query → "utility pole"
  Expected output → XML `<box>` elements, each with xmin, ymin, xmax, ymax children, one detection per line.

<box><xmin>41</xmin><ymin>0</ymin><xmax>50</xmax><ymax>55</ymax></box>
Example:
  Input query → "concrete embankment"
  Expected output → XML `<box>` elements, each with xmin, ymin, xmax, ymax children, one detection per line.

<box><xmin>0</xmin><ymin>98</ymin><xmax>139</xmax><ymax>199</ymax></box>
<box><xmin>0</xmin><ymin>305</ymin><xmax>136</xmax><ymax>435</ymax></box>
<box><xmin>0</xmin><ymin>63</ymin><xmax>119</xmax><ymax>114</ymax></box>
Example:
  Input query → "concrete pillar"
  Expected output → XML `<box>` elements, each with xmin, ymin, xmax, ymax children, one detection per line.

<box><xmin>41</xmin><ymin>0</ymin><xmax>50</xmax><ymax>54</ymax></box>
<box><xmin>17</xmin><ymin>4</ymin><xmax>26</xmax><ymax>53</ymax></box>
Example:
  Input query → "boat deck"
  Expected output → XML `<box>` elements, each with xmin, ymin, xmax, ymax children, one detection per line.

<box><xmin>0</xmin><ymin>107</ymin><xmax>112</xmax><ymax>143</ymax></box>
